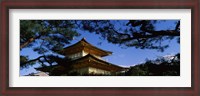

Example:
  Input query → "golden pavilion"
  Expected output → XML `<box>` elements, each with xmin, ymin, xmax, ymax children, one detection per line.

<box><xmin>36</xmin><ymin>38</ymin><xmax>125</xmax><ymax>76</ymax></box>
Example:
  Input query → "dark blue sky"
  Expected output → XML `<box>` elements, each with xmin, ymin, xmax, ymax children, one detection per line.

<box><xmin>20</xmin><ymin>20</ymin><xmax>180</xmax><ymax>75</ymax></box>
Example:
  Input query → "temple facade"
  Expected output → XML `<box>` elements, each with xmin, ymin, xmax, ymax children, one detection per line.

<box><xmin>36</xmin><ymin>38</ymin><xmax>125</xmax><ymax>76</ymax></box>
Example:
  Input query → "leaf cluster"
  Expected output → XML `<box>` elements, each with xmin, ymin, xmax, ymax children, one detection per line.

<box><xmin>125</xmin><ymin>53</ymin><xmax>180</xmax><ymax>76</ymax></box>
<box><xmin>78</xmin><ymin>20</ymin><xmax>180</xmax><ymax>52</ymax></box>
<box><xmin>20</xmin><ymin>20</ymin><xmax>80</xmax><ymax>68</ymax></box>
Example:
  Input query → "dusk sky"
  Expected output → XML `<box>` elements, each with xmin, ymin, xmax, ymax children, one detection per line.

<box><xmin>20</xmin><ymin>20</ymin><xmax>180</xmax><ymax>76</ymax></box>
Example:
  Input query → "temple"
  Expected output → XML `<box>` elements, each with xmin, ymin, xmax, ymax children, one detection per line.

<box><xmin>36</xmin><ymin>38</ymin><xmax>125</xmax><ymax>76</ymax></box>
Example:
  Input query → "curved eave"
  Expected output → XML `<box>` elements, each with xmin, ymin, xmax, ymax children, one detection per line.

<box><xmin>57</xmin><ymin>40</ymin><xmax>82</xmax><ymax>55</ymax></box>
<box><xmin>81</xmin><ymin>38</ymin><xmax>112</xmax><ymax>54</ymax></box>
<box><xmin>69</xmin><ymin>54</ymin><xmax>123</xmax><ymax>69</ymax></box>
<box><xmin>35</xmin><ymin>54</ymin><xmax>126</xmax><ymax>72</ymax></box>
<box><xmin>58</xmin><ymin>38</ymin><xmax>113</xmax><ymax>56</ymax></box>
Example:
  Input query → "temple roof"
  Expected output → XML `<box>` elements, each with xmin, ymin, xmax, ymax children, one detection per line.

<box><xmin>68</xmin><ymin>54</ymin><xmax>123</xmax><ymax>71</ymax></box>
<box><xmin>59</xmin><ymin>38</ymin><xmax>112</xmax><ymax>57</ymax></box>
<box><xmin>36</xmin><ymin>54</ymin><xmax>124</xmax><ymax>72</ymax></box>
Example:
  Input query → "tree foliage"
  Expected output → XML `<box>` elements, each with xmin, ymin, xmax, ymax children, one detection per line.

<box><xmin>78</xmin><ymin>20</ymin><xmax>180</xmax><ymax>52</ymax></box>
<box><xmin>20</xmin><ymin>20</ymin><xmax>80</xmax><ymax>68</ymax></box>
<box><xmin>125</xmin><ymin>53</ymin><xmax>180</xmax><ymax>76</ymax></box>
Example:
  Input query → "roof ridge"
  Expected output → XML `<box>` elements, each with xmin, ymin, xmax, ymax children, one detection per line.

<box><xmin>80</xmin><ymin>38</ymin><xmax>112</xmax><ymax>54</ymax></box>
